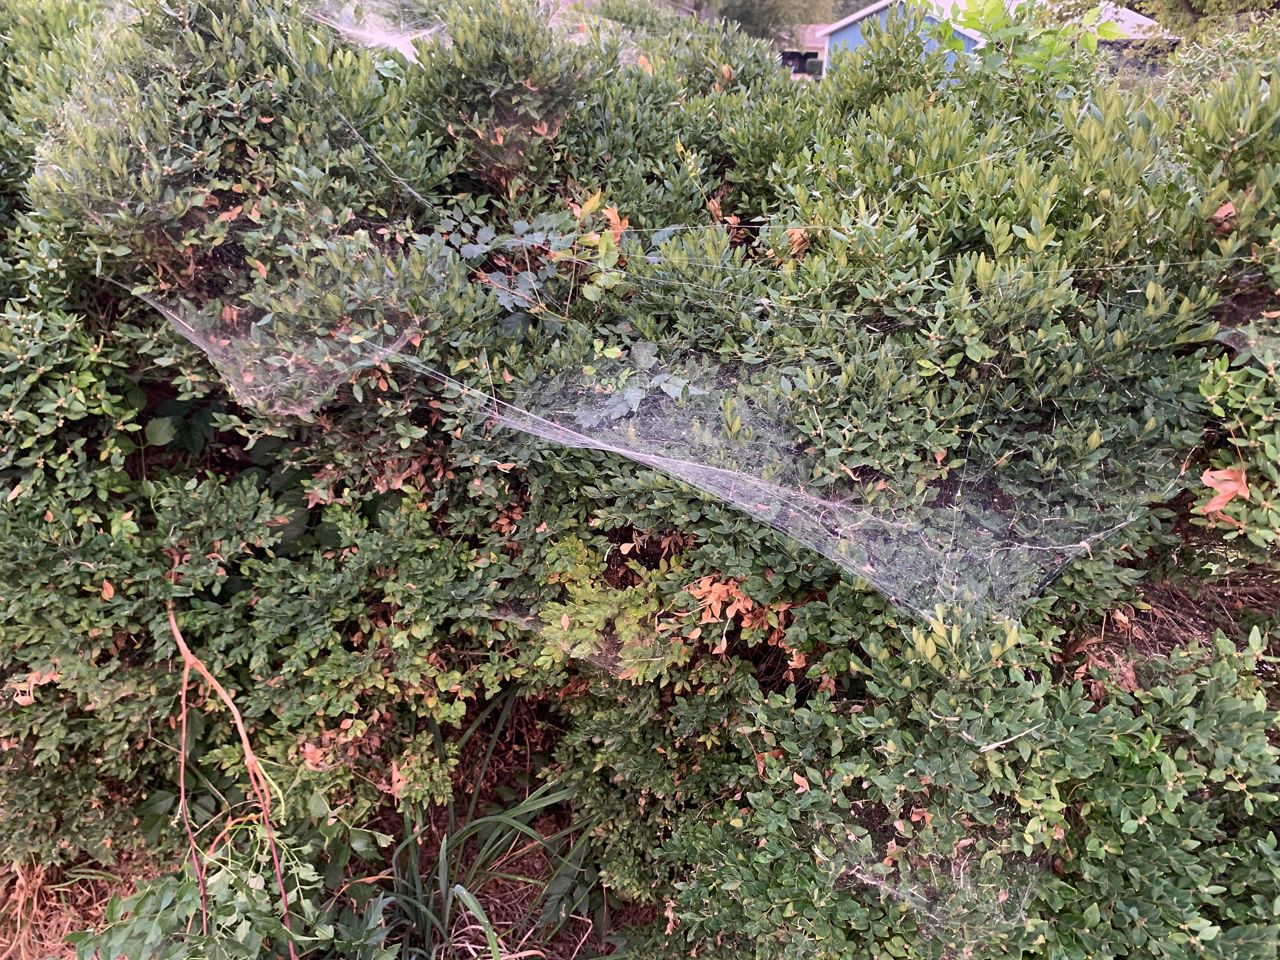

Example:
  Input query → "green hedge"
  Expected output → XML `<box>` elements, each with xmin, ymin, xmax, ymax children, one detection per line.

<box><xmin>0</xmin><ymin>1</ymin><xmax>1277</xmax><ymax>957</ymax></box>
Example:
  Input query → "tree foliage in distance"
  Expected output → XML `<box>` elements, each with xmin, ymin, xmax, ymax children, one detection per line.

<box><xmin>689</xmin><ymin>0</ymin><xmax>836</xmax><ymax>40</ymax></box>
<box><xmin>1137</xmin><ymin>0</ymin><xmax>1280</xmax><ymax>35</ymax></box>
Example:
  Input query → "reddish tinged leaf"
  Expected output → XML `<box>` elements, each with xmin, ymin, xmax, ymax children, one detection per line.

<box><xmin>302</xmin><ymin>743</ymin><xmax>328</xmax><ymax>771</ymax></box>
<box><xmin>603</xmin><ymin>206</ymin><xmax>629</xmax><ymax>244</ymax></box>
<box><xmin>793</xmin><ymin>771</ymin><xmax>810</xmax><ymax>793</ymax></box>
<box><xmin>1211</xmin><ymin>201</ymin><xmax>1236</xmax><ymax>234</ymax></box>
<box><xmin>1201</xmin><ymin>466</ymin><xmax>1250</xmax><ymax>514</ymax></box>
<box><xmin>101</xmin><ymin>580</ymin><xmax>115</xmax><ymax>601</ymax></box>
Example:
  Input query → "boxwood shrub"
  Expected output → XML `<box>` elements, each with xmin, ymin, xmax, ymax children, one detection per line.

<box><xmin>0</xmin><ymin>1</ymin><xmax>1277</xmax><ymax>957</ymax></box>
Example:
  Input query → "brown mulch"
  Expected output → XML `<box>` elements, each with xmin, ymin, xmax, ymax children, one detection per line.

<box><xmin>1059</xmin><ymin>567</ymin><xmax>1280</xmax><ymax>703</ymax></box>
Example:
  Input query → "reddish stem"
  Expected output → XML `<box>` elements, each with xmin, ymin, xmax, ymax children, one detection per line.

<box><xmin>167</xmin><ymin>601</ymin><xmax>297</xmax><ymax>959</ymax></box>
<box><xmin>177</xmin><ymin>660</ymin><xmax>209</xmax><ymax>935</ymax></box>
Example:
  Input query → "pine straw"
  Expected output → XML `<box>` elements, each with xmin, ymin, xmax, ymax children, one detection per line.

<box><xmin>0</xmin><ymin>854</ymin><xmax>159</xmax><ymax>960</ymax></box>
<box><xmin>417</xmin><ymin>796</ymin><xmax>658</xmax><ymax>960</ymax></box>
<box><xmin>446</xmin><ymin>818</ymin><xmax>658</xmax><ymax>960</ymax></box>
<box><xmin>444</xmin><ymin>832</ymin><xmax>592</xmax><ymax>960</ymax></box>
<box><xmin>1061</xmin><ymin>566</ymin><xmax>1280</xmax><ymax>703</ymax></box>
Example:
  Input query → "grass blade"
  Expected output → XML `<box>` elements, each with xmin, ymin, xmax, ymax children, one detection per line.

<box><xmin>450</xmin><ymin>884</ymin><xmax>503</xmax><ymax>960</ymax></box>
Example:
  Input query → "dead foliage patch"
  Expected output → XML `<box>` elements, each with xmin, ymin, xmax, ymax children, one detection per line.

<box><xmin>0</xmin><ymin>854</ymin><xmax>160</xmax><ymax>960</ymax></box>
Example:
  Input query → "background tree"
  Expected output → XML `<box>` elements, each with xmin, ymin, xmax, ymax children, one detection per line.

<box><xmin>682</xmin><ymin>0</ymin><xmax>836</xmax><ymax>39</ymax></box>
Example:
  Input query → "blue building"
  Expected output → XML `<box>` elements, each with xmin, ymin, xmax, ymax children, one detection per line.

<box><xmin>816</xmin><ymin>0</ymin><xmax>1172</xmax><ymax>64</ymax></box>
<box><xmin>818</xmin><ymin>0</ymin><xmax>985</xmax><ymax>62</ymax></box>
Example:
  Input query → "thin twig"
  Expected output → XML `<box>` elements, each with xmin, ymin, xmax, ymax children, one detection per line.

<box><xmin>978</xmin><ymin>722</ymin><xmax>1045</xmax><ymax>753</ymax></box>
<box><xmin>177</xmin><ymin>660</ymin><xmax>209</xmax><ymax>934</ymax></box>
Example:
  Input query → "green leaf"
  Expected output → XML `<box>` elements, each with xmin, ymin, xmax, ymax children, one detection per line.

<box><xmin>307</xmin><ymin>790</ymin><xmax>329</xmax><ymax>819</ymax></box>
<box><xmin>1095</xmin><ymin>20</ymin><xmax>1126</xmax><ymax>40</ymax></box>
<box><xmin>145</xmin><ymin>417</ymin><xmax>177</xmax><ymax>446</ymax></box>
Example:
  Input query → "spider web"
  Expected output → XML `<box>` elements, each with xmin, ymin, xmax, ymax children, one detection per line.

<box><xmin>29</xmin><ymin>0</ymin><xmax>1210</xmax><ymax>631</ymax></box>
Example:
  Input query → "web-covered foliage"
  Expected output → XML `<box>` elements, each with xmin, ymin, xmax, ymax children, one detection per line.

<box><xmin>6</xmin><ymin>1</ymin><xmax>1280</xmax><ymax>956</ymax></box>
<box><xmin>22</xmin><ymin>0</ymin><xmax>1227</xmax><ymax>630</ymax></box>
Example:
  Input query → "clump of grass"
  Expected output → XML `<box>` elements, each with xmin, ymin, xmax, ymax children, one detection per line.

<box><xmin>390</xmin><ymin>693</ymin><xmax>605</xmax><ymax>960</ymax></box>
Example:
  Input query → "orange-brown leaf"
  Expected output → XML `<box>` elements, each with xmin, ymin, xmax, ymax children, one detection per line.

<box><xmin>785</xmin><ymin>227</ymin><xmax>808</xmax><ymax>258</ymax></box>
<box><xmin>389</xmin><ymin>761</ymin><xmax>408</xmax><ymax>799</ymax></box>
<box><xmin>603</xmin><ymin>206</ymin><xmax>629</xmax><ymax>244</ymax></box>
<box><xmin>1201</xmin><ymin>466</ymin><xmax>1250</xmax><ymax>514</ymax></box>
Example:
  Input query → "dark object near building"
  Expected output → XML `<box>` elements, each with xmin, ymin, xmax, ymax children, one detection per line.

<box><xmin>781</xmin><ymin>48</ymin><xmax>821</xmax><ymax>72</ymax></box>
<box><xmin>780</xmin><ymin>23</ymin><xmax>828</xmax><ymax>76</ymax></box>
